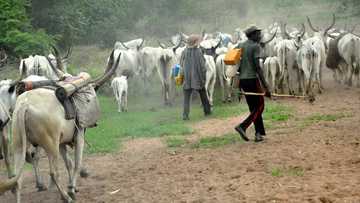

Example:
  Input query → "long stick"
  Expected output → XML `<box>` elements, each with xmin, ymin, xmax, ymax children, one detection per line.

<box><xmin>238</xmin><ymin>91</ymin><xmax>309</xmax><ymax>98</ymax></box>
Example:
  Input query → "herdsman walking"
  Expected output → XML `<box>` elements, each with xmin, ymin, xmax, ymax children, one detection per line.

<box><xmin>234</xmin><ymin>25</ymin><xmax>271</xmax><ymax>142</ymax></box>
<box><xmin>179</xmin><ymin>34</ymin><xmax>212</xmax><ymax>120</ymax></box>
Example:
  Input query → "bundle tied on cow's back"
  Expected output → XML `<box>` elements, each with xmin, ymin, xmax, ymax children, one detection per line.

<box><xmin>55</xmin><ymin>72</ymin><xmax>101</xmax><ymax>128</ymax></box>
<box><xmin>326</xmin><ymin>33</ymin><xmax>347</xmax><ymax>69</ymax></box>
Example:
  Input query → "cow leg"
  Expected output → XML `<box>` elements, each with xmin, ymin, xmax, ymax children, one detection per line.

<box><xmin>60</xmin><ymin>145</ymin><xmax>74</xmax><ymax>192</ymax></box>
<box><xmin>209</xmin><ymin>76</ymin><xmax>216</xmax><ymax>106</ymax></box>
<box><xmin>31</xmin><ymin>147</ymin><xmax>47</xmax><ymax>191</ymax></box>
<box><xmin>217</xmin><ymin>66</ymin><xmax>226</xmax><ymax>102</ymax></box>
<box><xmin>349</xmin><ymin>64</ymin><xmax>355</xmax><ymax>87</ymax></box>
<box><xmin>1</xmin><ymin>127</ymin><xmax>11</xmax><ymax>177</ymax></box>
<box><xmin>68</xmin><ymin>128</ymin><xmax>85</xmax><ymax>200</ymax></box>
<box><xmin>355</xmin><ymin>65</ymin><xmax>360</xmax><ymax>87</ymax></box>
<box><xmin>47</xmin><ymin>144</ymin><xmax>73</xmax><ymax>202</ymax></box>
<box><xmin>122</xmin><ymin>91</ymin><xmax>128</xmax><ymax>112</ymax></box>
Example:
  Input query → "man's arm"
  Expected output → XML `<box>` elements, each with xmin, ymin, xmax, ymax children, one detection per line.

<box><xmin>253</xmin><ymin>45</ymin><xmax>271</xmax><ymax>97</ymax></box>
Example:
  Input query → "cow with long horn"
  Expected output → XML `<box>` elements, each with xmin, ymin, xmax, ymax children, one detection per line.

<box><xmin>140</xmin><ymin>37</ymin><xmax>182</xmax><ymax>105</ymax></box>
<box><xmin>19</xmin><ymin>46</ymin><xmax>72</xmax><ymax>81</ymax></box>
<box><xmin>0</xmin><ymin>50</ymin><xmax>121</xmax><ymax>203</ymax></box>
<box><xmin>305</xmin><ymin>14</ymin><xmax>337</xmax><ymax>91</ymax></box>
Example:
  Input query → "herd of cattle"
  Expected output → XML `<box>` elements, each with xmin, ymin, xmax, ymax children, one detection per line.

<box><xmin>0</xmin><ymin>14</ymin><xmax>359</xmax><ymax>202</ymax></box>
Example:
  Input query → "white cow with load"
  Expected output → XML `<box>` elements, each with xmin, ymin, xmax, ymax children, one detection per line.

<box><xmin>0</xmin><ymin>50</ymin><xmax>121</xmax><ymax>203</ymax></box>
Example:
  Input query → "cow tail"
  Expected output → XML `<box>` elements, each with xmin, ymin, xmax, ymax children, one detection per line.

<box><xmin>0</xmin><ymin>104</ymin><xmax>27</xmax><ymax>193</ymax></box>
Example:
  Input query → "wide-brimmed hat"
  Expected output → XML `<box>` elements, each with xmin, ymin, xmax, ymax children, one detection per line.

<box><xmin>186</xmin><ymin>34</ymin><xmax>202</xmax><ymax>48</ymax></box>
<box><xmin>244</xmin><ymin>25</ymin><xmax>262</xmax><ymax>36</ymax></box>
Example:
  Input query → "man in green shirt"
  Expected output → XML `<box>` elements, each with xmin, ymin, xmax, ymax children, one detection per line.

<box><xmin>234</xmin><ymin>25</ymin><xmax>271</xmax><ymax>142</ymax></box>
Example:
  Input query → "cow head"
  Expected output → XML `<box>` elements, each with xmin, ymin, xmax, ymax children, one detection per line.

<box><xmin>200</xmin><ymin>37</ymin><xmax>222</xmax><ymax>58</ymax></box>
<box><xmin>0</xmin><ymin>80</ymin><xmax>16</xmax><ymax>129</ymax></box>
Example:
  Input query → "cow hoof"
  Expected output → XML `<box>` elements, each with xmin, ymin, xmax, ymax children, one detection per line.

<box><xmin>80</xmin><ymin>168</ymin><xmax>90</xmax><ymax>178</ymax></box>
<box><xmin>62</xmin><ymin>197</ymin><xmax>74</xmax><ymax>203</ymax></box>
<box><xmin>37</xmin><ymin>184</ymin><xmax>47</xmax><ymax>192</ymax></box>
<box><xmin>68</xmin><ymin>191</ymin><xmax>76</xmax><ymax>201</ymax></box>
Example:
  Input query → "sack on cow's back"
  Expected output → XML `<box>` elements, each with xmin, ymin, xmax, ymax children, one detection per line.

<box><xmin>72</xmin><ymin>85</ymin><xmax>101</xmax><ymax>128</ymax></box>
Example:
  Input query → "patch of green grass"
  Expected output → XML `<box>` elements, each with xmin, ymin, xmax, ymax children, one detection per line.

<box><xmin>298</xmin><ymin>113</ymin><xmax>352</xmax><ymax>129</ymax></box>
<box><xmin>270</xmin><ymin>166</ymin><xmax>304</xmax><ymax>177</ymax></box>
<box><xmin>85</xmin><ymin>94</ymin><xmax>253</xmax><ymax>154</ymax></box>
<box><xmin>306</xmin><ymin>113</ymin><xmax>348</xmax><ymax>122</ymax></box>
<box><xmin>191</xmin><ymin>133</ymin><xmax>243</xmax><ymax>149</ymax></box>
<box><xmin>271</xmin><ymin>168</ymin><xmax>283</xmax><ymax>177</ymax></box>
<box><xmin>165</xmin><ymin>136</ymin><xmax>187</xmax><ymax>148</ymax></box>
<box><xmin>85</xmin><ymin>95</ymin><xmax>292</xmax><ymax>154</ymax></box>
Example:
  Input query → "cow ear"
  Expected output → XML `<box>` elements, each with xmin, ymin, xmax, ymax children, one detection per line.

<box><xmin>8</xmin><ymin>85</ymin><xmax>15</xmax><ymax>94</ymax></box>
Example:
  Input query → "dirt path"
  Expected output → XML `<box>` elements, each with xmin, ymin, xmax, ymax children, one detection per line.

<box><xmin>1</xmin><ymin>70</ymin><xmax>360</xmax><ymax>202</ymax></box>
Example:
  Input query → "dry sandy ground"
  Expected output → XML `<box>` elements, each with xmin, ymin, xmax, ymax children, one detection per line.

<box><xmin>1</xmin><ymin>71</ymin><xmax>360</xmax><ymax>203</ymax></box>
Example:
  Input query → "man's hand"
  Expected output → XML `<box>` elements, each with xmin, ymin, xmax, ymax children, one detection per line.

<box><xmin>265</xmin><ymin>89</ymin><xmax>271</xmax><ymax>98</ymax></box>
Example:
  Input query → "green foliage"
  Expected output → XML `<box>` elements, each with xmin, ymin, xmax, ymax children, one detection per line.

<box><xmin>191</xmin><ymin>133</ymin><xmax>243</xmax><ymax>149</ymax></box>
<box><xmin>166</xmin><ymin>136</ymin><xmax>187</xmax><ymax>148</ymax></box>
<box><xmin>298</xmin><ymin>113</ymin><xmax>352</xmax><ymax>129</ymax></box>
<box><xmin>0</xmin><ymin>0</ymin><xmax>54</xmax><ymax>56</ymax></box>
<box><xmin>270</xmin><ymin>166</ymin><xmax>304</xmax><ymax>177</ymax></box>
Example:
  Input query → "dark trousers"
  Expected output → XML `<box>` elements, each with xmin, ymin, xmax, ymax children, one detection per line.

<box><xmin>183</xmin><ymin>88</ymin><xmax>211</xmax><ymax>118</ymax></box>
<box><xmin>238</xmin><ymin>78</ymin><xmax>266</xmax><ymax>135</ymax></box>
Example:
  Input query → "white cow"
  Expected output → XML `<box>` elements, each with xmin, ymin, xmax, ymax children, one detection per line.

<box><xmin>263</xmin><ymin>56</ymin><xmax>282</xmax><ymax>93</ymax></box>
<box><xmin>19</xmin><ymin>47</ymin><xmax>71</xmax><ymax>80</ymax></box>
<box><xmin>306</xmin><ymin>14</ymin><xmax>336</xmax><ymax>89</ymax></box>
<box><xmin>215</xmin><ymin>47</ymin><xmax>237</xmax><ymax>102</ymax></box>
<box><xmin>111</xmin><ymin>76</ymin><xmax>128</xmax><ymax>112</ymax></box>
<box><xmin>114</xmin><ymin>42</ymin><xmax>143</xmax><ymax>77</ymax></box>
<box><xmin>0</xmin><ymin>75</ymin><xmax>53</xmax><ymax>192</ymax></box>
<box><xmin>337</xmin><ymin>34</ymin><xmax>360</xmax><ymax>87</ymax></box>
<box><xmin>275</xmin><ymin>39</ymin><xmax>302</xmax><ymax>94</ymax></box>
<box><xmin>297</xmin><ymin>41</ymin><xmax>322</xmax><ymax>95</ymax></box>
<box><xmin>140</xmin><ymin>40</ymin><xmax>182</xmax><ymax>105</ymax></box>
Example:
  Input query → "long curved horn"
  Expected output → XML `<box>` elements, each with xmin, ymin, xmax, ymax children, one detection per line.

<box><xmin>10</xmin><ymin>60</ymin><xmax>27</xmax><ymax>88</ymax></box>
<box><xmin>137</xmin><ymin>38</ymin><xmax>144</xmax><ymax>50</ymax></box>
<box><xmin>120</xmin><ymin>41</ymin><xmax>130</xmax><ymax>50</ymax></box>
<box><xmin>62</xmin><ymin>46</ymin><xmax>72</xmax><ymax>60</ymax></box>
<box><xmin>324</xmin><ymin>14</ymin><xmax>336</xmax><ymax>36</ymax></box>
<box><xmin>307</xmin><ymin>16</ymin><xmax>319</xmax><ymax>32</ymax></box>
<box><xmin>51</xmin><ymin>45</ymin><xmax>65</xmax><ymax>72</ymax></box>
<box><xmin>158</xmin><ymin>41</ymin><xmax>166</xmax><ymax>49</ymax></box>
<box><xmin>201</xmin><ymin>30</ymin><xmax>206</xmax><ymax>39</ymax></box>
<box><xmin>283</xmin><ymin>23</ymin><xmax>291</xmax><ymax>39</ymax></box>
<box><xmin>93</xmin><ymin>50</ymin><xmax>121</xmax><ymax>91</ymax></box>
<box><xmin>299</xmin><ymin>23</ymin><xmax>306</xmax><ymax>38</ymax></box>
<box><xmin>263</xmin><ymin>29</ymin><xmax>277</xmax><ymax>44</ymax></box>
<box><xmin>172</xmin><ymin>34</ymin><xmax>183</xmax><ymax>52</ymax></box>
<box><xmin>214</xmin><ymin>37</ymin><xmax>222</xmax><ymax>49</ymax></box>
